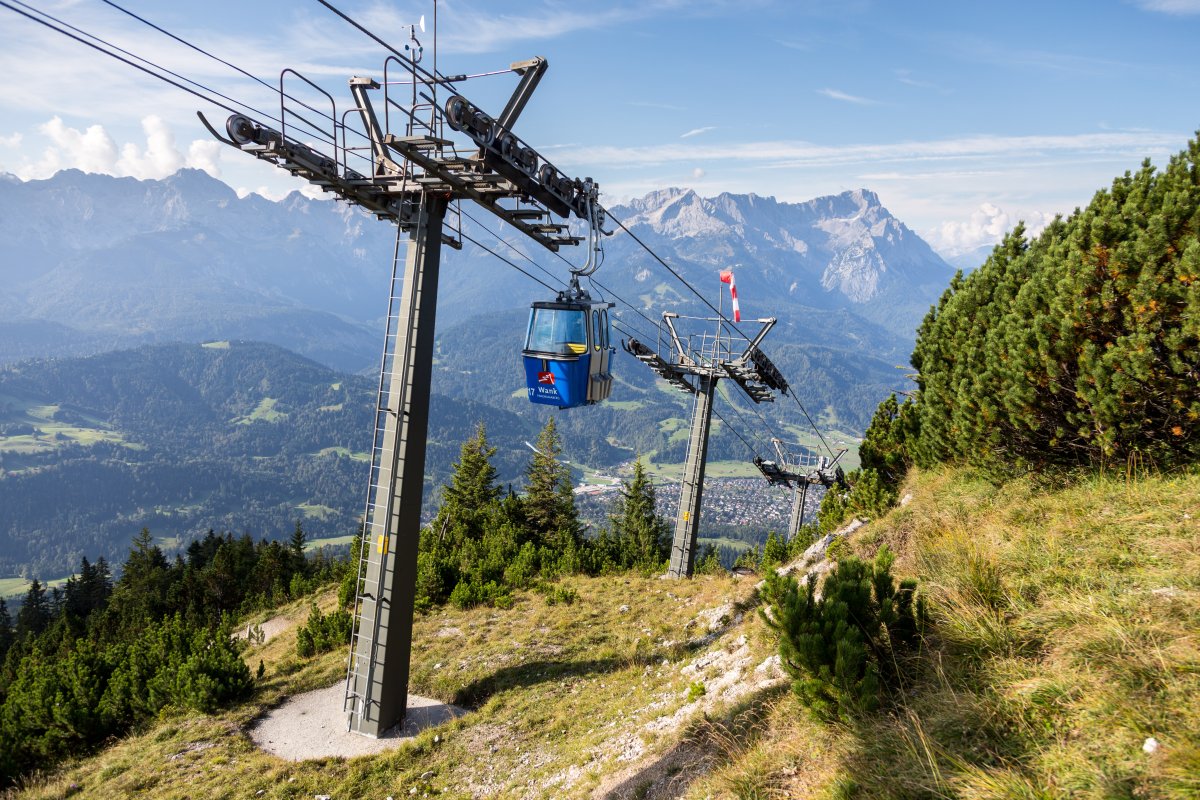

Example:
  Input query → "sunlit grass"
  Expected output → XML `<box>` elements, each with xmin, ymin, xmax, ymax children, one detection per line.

<box><xmin>9</xmin><ymin>572</ymin><xmax>770</xmax><ymax>799</ymax></box>
<box><xmin>695</xmin><ymin>466</ymin><xmax>1200</xmax><ymax>799</ymax></box>
<box><xmin>232</xmin><ymin>397</ymin><xmax>287</xmax><ymax>425</ymax></box>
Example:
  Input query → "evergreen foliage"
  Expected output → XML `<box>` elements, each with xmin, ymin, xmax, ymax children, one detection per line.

<box><xmin>412</xmin><ymin>426</ymin><xmax>678</xmax><ymax>611</ymax></box>
<box><xmin>295</xmin><ymin>603</ymin><xmax>352</xmax><ymax>658</ymax></box>
<box><xmin>906</xmin><ymin>140</ymin><xmax>1200</xmax><ymax>473</ymax></box>
<box><xmin>607</xmin><ymin>459</ymin><xmax>670</xmax><ymax>572</ymax></box>
<box><xmin>0</xmin><ymin>522</ymin><xmax>345</xmax><ymax>784</ymax></box>
<box><xmin>760</xmin><ymin>546</ymin><xmax>923</xmax><ymax>721</ymax></box>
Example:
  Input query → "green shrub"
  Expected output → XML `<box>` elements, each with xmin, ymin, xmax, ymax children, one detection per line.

<box><xmin>295</xmin><ymin>603</ymin><xmax>352</xmax><ymax>658</ymax></box>
<box><xmin>760</xmin><ymin>546</ymin><xmax>924</xmax><ymax>721</ymax></box>
<box><xmin>541</xmin><ymin>583</ymin><xmax>578</xmax><ymax>606</ymax></box>
<box><xmin>694</xmin><ymin>544</ymin><xmax>723</xmax><ymax>575</ymax></box>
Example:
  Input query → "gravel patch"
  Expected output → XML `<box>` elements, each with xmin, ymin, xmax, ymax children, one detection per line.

<box><xmin>236</xmin><ymin>616</ymin><xmax>293</xmax><ymax>644</ymax></box>
<box><xmin>250</xmin><ymin>682</ymin><xmax>464</xmax><ymax>761</ymax></box>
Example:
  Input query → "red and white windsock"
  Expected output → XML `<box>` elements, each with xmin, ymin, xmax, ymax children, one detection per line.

<box><xmin>719</xmin><ymin>268</ymin><xmax>741</xmax><ymax>322</ymax></box>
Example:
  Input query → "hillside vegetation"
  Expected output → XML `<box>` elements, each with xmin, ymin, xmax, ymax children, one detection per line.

<box><xmin>4</xmin><ymin>466</ymin><xmax>1195</xmax><ymax>799</ymax></box>
<box><xmin>905</xmin><ymin>139</ymin><xmax>1200</xmax><ymax>474</ymax></box>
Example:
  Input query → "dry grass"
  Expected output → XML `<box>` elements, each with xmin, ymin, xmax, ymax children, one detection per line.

<box><xmin>677</xmin><ymin>466</ymin><xmax>1200</xmax><ymax>799</ymax></box>
<box><xmin>5</xmin><ymin>572</ymin><xmax>778</xmax><ymax>800</ymax></box>
<box><xmin>7</xmin><ymin>466</ymin><xmax>1198</xmax><ymax>799</ymax></box>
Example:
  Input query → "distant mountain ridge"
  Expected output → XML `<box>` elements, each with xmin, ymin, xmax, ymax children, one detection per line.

<box><xmin>0</xmin><ymin>169</ymin><xmax>951</xmax><ymax>364</ymax></box>
<box><xmin>0</xmin><ymin>169</ymin><xmax>392</xmax><ymax>370</ymax></box>
<box><xmin>607</xmin><ymin>187</ymin><xmax>954</xmax><ymax>340</ymax></box>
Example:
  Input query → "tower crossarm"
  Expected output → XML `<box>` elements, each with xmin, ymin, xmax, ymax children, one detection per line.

<box><xmin>623</xmin><ymin>338</ymin><xmax>696</xmax><ymax>394</ymax></box>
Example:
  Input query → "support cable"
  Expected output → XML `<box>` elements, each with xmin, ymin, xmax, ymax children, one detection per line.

<box><xmin>717</xmin><ymin>382</ymin><xmax>773</xmax><ymax>454</ymax></box>
<box><xmin>711</xmin><ymin>405</ymin><xmax>761</xmax><ymax>460</ymax></box>
<box><xmin>788</xmin><ymin>390</ymin><xmax>837</xmax><ymax>458</ymax></box>
<box><xmin>457</xmin><ymin>230</ymin><xmax>559</xmax><ymax>293</ymax></box>
<box><xmin>2</xmin><ymin>0</ymin><xmax>356</xmax><ymax>166</ymax></box>
<box><xmin>315</xmin><ymin>0</ymin><xmax>462</xmax><ymax>92</ymax></box>
<box><xmin>98</xmin><ymin>0</ymin><xmax>372</xmax><ymax>158</ymax></box>
<box><xmin>1</xmin><ymin>0</ymin><xmax>247</xmax><ymax>118</ymax></box>
<box><xmin>604</xmin><ymin>207</ymin><xmax>751</xmax><ymax>340</ymax></box>
<box><xmin>18</xmin><ymin>0</ymin><xmax>275</xmax><ymax>122</ymax></box>
<box><xmin>601</xmin><ymin>205</ymin><xmax>837</xmax><ymax>459</ymax></box>
<box><xmin>459</xmin><ymin>208</ymin><xmax>567</xmax><ymax>291</ymax></box>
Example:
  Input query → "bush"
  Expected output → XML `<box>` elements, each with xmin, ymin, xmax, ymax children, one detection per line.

<box><xmin>540</xmin><ymin>583</ymin><xmax>577</xmax><ymax>606</ymax></box>
<box><xmin>295</xmin><ymin>604</ymin><xmax>352</xmax><ymax>658</ymax></box>
<box><xmin>760</xmin><ymin>546</ymin><xmax>924</xmax><ymax>721</ymax></box>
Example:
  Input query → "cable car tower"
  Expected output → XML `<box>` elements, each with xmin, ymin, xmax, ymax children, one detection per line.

<box><xmin>203</xmin><ymin>13</ymin><xmax>605</xmax><ymax>737</ymax></box>
<box><xmin>624</xmin><ymin>311</ymin><xmax>788</xmax><ymax>577</ymax></box>
<box><xmin>754</xmin><ymin>438</ymin><xmax>847</xmax><ymax>541</ymax></box>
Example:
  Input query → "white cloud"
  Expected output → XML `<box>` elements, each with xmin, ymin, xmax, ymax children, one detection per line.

<box><xmin>924</xmin><ymin>202</ymin><xmax>1054</xmax><ymax>256</ymax></box>
<box><xmin>0</xmin><ymin>132</ymin><xmax>21</xmax><ymax>148</ymax></box>
<box><xmin>14</xmin><ymin>116</ymin><xmax>222</xmax><ymax>181</ymax></box>
<box><xmin>37</xmin><ymin>117</ymin><xmax>119</xmax><ymax>176</ymax></box>
<box><xmin>817</xmin><ymin>88</ymin><xmax>876</xmax><ymax>105</ymax></box>
<box><xmin>187</xmin><ymin>140</ymin><xmax>222</xmax><ymax>178</ymax></box>
<box><xmin>691</xmin><ymin>167</ymin><xmax>706</xmax><ymax>179</ymax></box>
<box><xmin>681</xmin><ymin>126</ymin><xmax>716</xmax><ymax>139</ymax></box>
<box><xmin>116</xmin><ymin>116</ymin><xmax>184</xmax><ymax>179</ymax></box>
<box><xmin>552</xmin><ymin>130</ymin><xmax>1184</xmax><ymax>172</ymax></box>
<box><xmin>1131</xmin><ymin>0</ymin><xmax>1200</xmax><ymax>13</ymax></box>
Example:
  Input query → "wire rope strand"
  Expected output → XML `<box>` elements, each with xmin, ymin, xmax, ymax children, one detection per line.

<box><xmin>99</xmin><ymin>0</ymin><xmax>369</xmax><ymax>155</ymax></box>
<box><xmin>789</xmin><ymin>390</ymin><xmax>836</xmax><ymax>458</ymax></box>
<box><xmin>1</xmin><ymin>0</ymin><xmax>248</xmax><ymax>118</ymax></box>
<box><xmin>457</xmin><ymin>231</ymin><xmax>559</xmax><ymax>293</ymax></box>
<box><xmin>711</xmin><ymin>405</ymin><xmax>760</xmax><ymax>460</ymax></box>
<box><xmin>459</xmin><ymin>208</ymin><xmax>566</xmax><ymax>290</ymax></box>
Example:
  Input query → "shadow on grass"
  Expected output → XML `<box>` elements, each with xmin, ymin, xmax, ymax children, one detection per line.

<box><xmin>828</xmin><ymin>634</ymin><xmax>1050</xmax><ymax>799</ymax></box>
<box><xmin>451</xmin><ymin>657</ymin><xmax>627</xmax><ymax>708</ymax></box>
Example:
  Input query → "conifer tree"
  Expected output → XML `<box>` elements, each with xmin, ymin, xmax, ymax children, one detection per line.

<box><xmin>289</xmin><ymin>521</ymin><xmax>307</xmax><ymax>568</ymax></box>
<box><xmin>0</xmin><ymin>598</ymin><xmax>12</xmax><ymax>662</ymax></box>
<box><xmin>444</xmin><ymin>422</ymin><xmax>501</xmax><ymax>521</ymax></box>
<box><xmin>14</xmin><ymin>580</ymin><xmax>49</xmax><ymax>641</ymax></box>
<box><xmin>523</xmin><ymin>417</ymin><xmax>580</xmax><ymax>552</ymax></box>
<box><xmin>905</xmin><ymin>136</ymin><xmax>1200</xmax><ymax>472</ymax></box>
<box><xmin>610</xmin><ymin>458</ymin><xmax>669</xmax><ymax>570</ymax></box>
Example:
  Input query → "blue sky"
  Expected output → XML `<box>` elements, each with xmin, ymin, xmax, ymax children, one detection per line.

<box><xmin>2</xmin><ymin>0</ymin><xmax>1200</xmax><ymax>256</ymax></box>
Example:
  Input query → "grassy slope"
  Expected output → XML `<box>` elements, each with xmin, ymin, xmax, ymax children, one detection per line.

<box><xmin>691</xmin><ymin>467</ymin><xmax>1200</xmax><ymax>799</ymax></box>
<box><xmin>8</xmin><ymin>574</ymin><xmax>776</xmax><ymax>800</ymax></box>
<box><xmin>8</xmin><ymin>467</ymin><xmax>1198</xmax><ymax>799</ymax></box>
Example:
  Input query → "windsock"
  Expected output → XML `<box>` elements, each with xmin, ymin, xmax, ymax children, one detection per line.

<box><xmin>719</xmin><ymin>268</ymin><xmax>740</xmax><ymax>322</ymax></box>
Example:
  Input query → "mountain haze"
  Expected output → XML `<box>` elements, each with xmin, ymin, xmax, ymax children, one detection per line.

<box><xmin>0</xmin><ymin>170</ymin><xmax>950</xmax><ymax>370</ymax></box>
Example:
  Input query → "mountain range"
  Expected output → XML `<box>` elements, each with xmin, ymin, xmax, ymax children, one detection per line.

<box><xmin>0</xmin><ymin>169</ymin><xmax>956</xmax><ymax>575</ymax></box>
<box><xmin>0</xmin><ymin>169</ymin><xmax>953</xmax><ymax>368</ymax></box>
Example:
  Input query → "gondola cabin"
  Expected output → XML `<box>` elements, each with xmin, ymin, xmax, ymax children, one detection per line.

<box><xmin>523</xmin><ymin>293</ymin><xmax>614</xmax><ymax>408</ymax></box>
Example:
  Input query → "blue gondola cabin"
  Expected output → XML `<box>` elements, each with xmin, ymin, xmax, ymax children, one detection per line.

<box><xmin>523</xmin><ymin>294</ymin><xmax>614</xmax><ymax>408</ymax></box>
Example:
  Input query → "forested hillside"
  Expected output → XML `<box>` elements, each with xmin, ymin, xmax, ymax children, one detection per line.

<box><xmin>0</xmin><ymin>342</ymin><xmax>534</xmax><ymax>575</ymax></box>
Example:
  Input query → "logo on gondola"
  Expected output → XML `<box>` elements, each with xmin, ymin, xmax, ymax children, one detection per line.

<box><xmin>537</xmin><ymin>371</ymin><xmax>555</xmax><ymax>385</ymax></box>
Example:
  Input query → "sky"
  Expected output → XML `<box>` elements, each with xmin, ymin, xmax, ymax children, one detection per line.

<box><xmin>2</xmin><ymin>0</ymin><xmax>1200</xmax><ymax>257</ymax></box>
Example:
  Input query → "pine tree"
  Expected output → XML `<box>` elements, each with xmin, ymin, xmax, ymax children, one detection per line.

<box><xmin>444</xmin><ymin>422</ymin><xmax>501</xmax><ymax>520</ymax></box>
<box><xmin>906</xmin><ymin>135</ymin><xmax>1200</xmax><ymax>472</ymax></box>
<box><xmin>14</xmin><ymin>580</ymin><xmax>49</xmax><ymax>641</ymax></box>
<box><xmin>610</xmin><ymin>458</ymin><xmax>669</xmax><ymax>570</ymax></box>
<box><xmin>289</xmin><ymin>521</ymin><xmax>307</xmax><ymax>566</ymax></box>
<box><xmin>523</xmin><ymin>417</ymin><xmax>580</xmax><ymax>553</ymax></box>
<box><xmin>106</xmin><ymin>528</ymin><xmax>173</xmax><ymax>631</ymax></box>
<box><xmin>0</xmin><ymin>598</ymin><xmax>12</xmax><ymax>662</ymax></box>
<box><xmin>759</xmin><ymin>546</ymin><xmax>923</xmax><ymax>721</ymax></box>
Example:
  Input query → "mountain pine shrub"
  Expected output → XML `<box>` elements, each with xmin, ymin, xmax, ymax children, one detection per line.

<box><xmin>760</xmin><ymin>545</ymin><xmax>924</xmax><ymax>721</ymax></box>
<box><xmin>295</xmin><ymin>603</ymin><xmax>352</xmax><ymax>658</ymax></box>
<box><xmin>908</xmin><ymin>138</ymin><xmax>1200</xmax><ymax>473</ymax></box>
